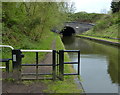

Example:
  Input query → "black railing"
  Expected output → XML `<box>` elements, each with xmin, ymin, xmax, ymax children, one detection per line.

<box><xmin>11</xmin><ymin>49</ymin><xmax>80</xmax><ymax>81</ymax></box>
<box><xmin>58</xmin><ymin>50</ymin><xmax>80</xmax><ymax>80</ymax></box>
<box><xmin>0</xmin><ymin>58</ymin><xmax>12</xmax><ymax>73</ymax></box>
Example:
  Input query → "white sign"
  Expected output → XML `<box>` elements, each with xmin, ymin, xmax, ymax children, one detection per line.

<box><xmin>13</xmin><ymin>55</ymin><xmax>16</xmax><ymax>62</ymax></box>
<box><xmin>0</xmin><ymin>67</ymin><xmax>6</xmax><ymax>69</ymax></box>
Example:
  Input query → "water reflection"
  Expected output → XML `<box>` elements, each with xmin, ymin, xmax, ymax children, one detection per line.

<box><xmin>62</xmin><ymin>36</ymin><xmax>93</xmax><ymax>54</ymax></box>
<box><xmin>62</xmin><ymin>36</ymin><xmax>119</xmax><ymax>93</ymax></box>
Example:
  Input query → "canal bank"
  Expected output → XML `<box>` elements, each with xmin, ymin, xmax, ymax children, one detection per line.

<box><xmin>76</xmin><ymin>35</ymin><xmax>120</xmax><ymax>47</ymax></box>
<box><xmin>44</xmin><ymin>34</ymin><xmax>84</xmax><ymax>93</ymax></box>
<box><xmin>62</xmin><ymin>36</ymin><xmax>119</xmax><ymax>93</ymax></box>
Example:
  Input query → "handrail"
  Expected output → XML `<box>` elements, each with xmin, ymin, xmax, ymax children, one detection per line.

<box><xmin>0</xmin><ymin>45</ymin><xmax>14</xmax><ymax>50</ymax></box>
<box><xmin>0</xmin><ymin>66</ymin><xmax>6</xmax><ymax>69</ymax></box>
<box><xmin>21</xmin><ymin>50</ymin><xmax>53</xmax><ymax>52</ymax></box>
<box><xmin>63</xmin><ymin>50</ymin><xmax>80</xmax><ymax>52</ymax></box>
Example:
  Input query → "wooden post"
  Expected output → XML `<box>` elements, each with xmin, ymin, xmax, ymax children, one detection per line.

<box><xmin>59</xmin><ymin>50</ymin><xmax>64</xmax><ymax>81</ymax></box>
<box><xmin>12</xmin><ymin>50</ymin><xmax>22</xmax><ymax>80</ymax></box>
<box><xmin>52</xmin><ymin>50</ymin><xmax>56</xmax><ymax>81</ymax></box>
<box><xmin>36</xmin><ymin>52</ymin><xmax>38</xmax><ymax>79</ymax></box>
<box><xmin>5</xmin><ymin>61</ymin><xmax>9</xmax><ymax>79</ymax></box>
<box><xmin>78</xmin><ymin>50</ymin><xmax>80</xmax><ymax>75</ymax></box>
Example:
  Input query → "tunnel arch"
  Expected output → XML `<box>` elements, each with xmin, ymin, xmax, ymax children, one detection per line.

<box><xmin>60</xmin><ymin>26</ymin><xmax>76</xmax><ymax>36</ymax></box>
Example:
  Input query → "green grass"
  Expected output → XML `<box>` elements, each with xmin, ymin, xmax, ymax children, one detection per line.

<box><xmin>21</xmin><ymin>31</ymin><xmax>54</xmax><ymax>64</ymax></box>
<box><xmin>77</xmin><ymin>35</ymin><xmax>119</xmax><ymax>43</ymax></box>
<box><xmin>83</xmin><ymin>12</ymin><xmax>120</xmax><ymax>39</ymax></box>
<box><xmin>43</xmin><ymin>35</ymin><xmax>83</xmax><ymax>93</ymax></box>
<box><xmin>2</xmin><ymin>30</ymin><xmax>55</xmax><ymax>66</ymax></box>
<box><xmin>70</xmin><ymin>12</ymin><xmax>105</xmax><ymax>23</ymax></box>
<box><xmin>84</xmin><ymin>24</ymin><xmax>119</xmax><ymax>39</ymax></box>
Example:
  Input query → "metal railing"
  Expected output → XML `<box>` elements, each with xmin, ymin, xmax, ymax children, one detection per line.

<box><xmin>0</xmin><ymin>45</ymin><xmax>14</xmax><ymax>70</ymax></box>
<box><xmin>12</xmin><ymin>49</ymin><xmax>56</xmax><ymax>80</ymax></box>
<box><xmin>0</xmin><ymin>45</ymin><xmax>14</xmax><ymax>50</ymax></box>
<box><xmin>21</xmin><ymin>50</ymin><xmax>52</xmax><ymax>52</ymax></box>
<box><xmin>59</xmin><ymin>50</ymin><xmax>80</xmax><ymax>80</ymax></box>
<box><xmin>0</xmin><ymin>45</ymin><xmax>81</xmax><ymax>81</ymax></box>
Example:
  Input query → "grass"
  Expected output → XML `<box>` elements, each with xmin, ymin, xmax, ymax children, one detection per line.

<box><xmin>21</xmin><ymin>31</ymin><xmax>54</xmax><ymax>64</ymax></box>
<box><xmin>43</xmin><ymin>35</ymin><xmax>83</xmax><ymax>93</ymax></box>
<box><xmin>2</xmin><ymin>30</ymin><xmax>54</xmax><ymax>67</ymax></box>
<box><xmin>70</xmin><ymin>12</ymin><xmax>105</xmax><ymax>23</ymax></box>
<box><xmin>77</xmin><ymin>35</ymin><xmax>119</xmax><ymax>43</ymax></box>
<box><xmin>83</xmin><ymin>12</ymin><xmax>120</xmax><ymax>39</ymax></box>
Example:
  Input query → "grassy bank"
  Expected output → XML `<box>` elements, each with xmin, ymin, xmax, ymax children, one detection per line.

<box><xmin>69</xmin><ymin>12</ymin><xmax>105</xmax><ymax>23</ymax></box>
<box><xmin>43</xmin><ymin>34</ymin><xmax>83</xmax><ymax>93</ymax></box>
<box><xmin>2</xmin><ymin>30</ymin><xmax>55</xmax><ymax>71</ymax></box>
<box><xmin>83</xmin><ymin>12</ymin><xmax>120</xmax><ymax>39</ymax></box>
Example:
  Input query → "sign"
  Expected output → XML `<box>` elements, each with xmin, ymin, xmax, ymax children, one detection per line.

<box><xmin>13</xmin><ymin>55</ymin><xmax>16</xmax><ymax>62</ymax></box>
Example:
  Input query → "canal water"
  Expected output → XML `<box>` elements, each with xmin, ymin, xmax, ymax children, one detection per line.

<box><xmin>62</xmin><ymin>36</ymin><xmax>119</xmax><ymax>93</ymax></box>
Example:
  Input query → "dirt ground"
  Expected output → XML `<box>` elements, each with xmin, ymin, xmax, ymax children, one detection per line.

<box><xmin>2</xmin><ymin>53</ymin><xmax>53</xmax><ymax>94</ymax></box>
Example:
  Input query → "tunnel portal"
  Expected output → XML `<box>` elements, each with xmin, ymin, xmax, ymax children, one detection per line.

<box><xmin>60</xmin><ymin>26</ymin><xmax>76</xmax><ymax>36</ymax></box>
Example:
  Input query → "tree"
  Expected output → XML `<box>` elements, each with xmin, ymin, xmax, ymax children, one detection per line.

<box><xmin>111</xmin><ymin>1</ymin><xmax>120</xmax><ymax>13</ymax></box>
<box><xmin>2</xmin><ymin>2</ymin><xmax>72</xmax><ymax>40</ymax></box>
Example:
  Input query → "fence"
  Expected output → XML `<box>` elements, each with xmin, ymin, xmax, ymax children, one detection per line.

<box><xmin>0</xmin><ymin>45</ymin><xmax>80</xmax><ymax>81</ymax></box>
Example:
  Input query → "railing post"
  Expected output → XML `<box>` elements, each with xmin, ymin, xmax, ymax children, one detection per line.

<box><xmin>12</xmin><ymin>49</ymin><xmax>22</xmax><ymax>80</ymax></box>
<box><xmin>5</xmin><ymin>61</ymin><xmax>9</xmax><ymax>79</ymax></box>
<box><xmin>36</xmin><ymin>52</ymin><xmax>38</xmax><ymax>79</ymax></box>
<box><xmin>59</xmin><ymin>50</ymin><xmax>64</xmax><ymax>81</ymax></box>
<box><xmin>52</xmin><ymin>50</ymin><xmax>56</xmax><ymax>81</ymax></box>
<box><xmin>5</xmin><ymin>61</ymin><xmax>9</xmax><ymax>73</ymax></box>
<box><xmin>78</xmin><ymin>50</ymin><xmax>80</xmax><ymax>75</ymax></box>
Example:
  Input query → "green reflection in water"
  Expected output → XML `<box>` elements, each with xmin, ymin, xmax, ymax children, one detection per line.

<box><xmin>62</xmin><ymin>36</ymin><xmax>119</xmax><ymax>85</ymax></box>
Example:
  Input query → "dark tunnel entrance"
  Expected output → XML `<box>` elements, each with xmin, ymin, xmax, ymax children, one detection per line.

<box><xmin>60</xmin><ymin>26</ymin><xmax>76</xmax><ymax>36</ymax></box>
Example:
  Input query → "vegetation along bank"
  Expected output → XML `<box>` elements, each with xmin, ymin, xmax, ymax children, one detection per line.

<box><xmin>73</xmin><ymin>2</ymin><xmax>120</xmax><ymax>46</ymax></box>
<box><xmin>81</xmin><ymin>11</ymin><xmax>120</xmax><ymax>46</ymax></box>
<box><xmin>67</xmin><ymin>1</ymin><xmax>119</xmax><ymax>46</ymax></box>
<box><xmin>2</xmin><ymin>2</ymin><xmax>83</xmax><ymax>93</ymax></box>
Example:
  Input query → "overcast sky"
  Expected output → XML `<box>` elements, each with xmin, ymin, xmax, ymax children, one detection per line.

<box><xmin>71</xmin><ymin>0</ymin><xmax>112</xmax><ymax>13</ymax></box>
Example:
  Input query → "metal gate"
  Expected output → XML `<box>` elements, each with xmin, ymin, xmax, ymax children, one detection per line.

<box><xmin>1</xmin><ymin>45</ymin><xmax>80</xmax><ymax>80</ymax></box>
<box><xmin>58</xmin><ymin>50</ymin><xmax>80</xmax><ymax>81</ymax></box>
<box><xmin>11</xmin><ymin>49</ymin><xmax>80</xmax><ymax>81</ymax></box>
<box><xmin>12</xmin><ymin>49</ymin><xmax>57</xmax><ymax>80</ymax></box>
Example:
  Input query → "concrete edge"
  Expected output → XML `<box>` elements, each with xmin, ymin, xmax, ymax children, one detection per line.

<box><xmin>76</xmin><ymin>35</ymin><xmax>120</xmax><ymax>47</ymax></box>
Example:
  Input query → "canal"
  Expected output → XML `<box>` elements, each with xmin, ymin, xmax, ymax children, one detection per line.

<box><xmin>62</xmin><ymin>36</ymin><xmax>119</xmax><ymax>93</ymax></box>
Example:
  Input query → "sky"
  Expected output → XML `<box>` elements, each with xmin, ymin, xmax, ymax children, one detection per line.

<box><xmin>1</xmin><ymin>0</ymin><xmax>112</xmax><ymax>13</ymax></box>
<box><xmin>71</xmin><ymin>0</ymin><xmax>113</xmax><ymax>13</ymax></box>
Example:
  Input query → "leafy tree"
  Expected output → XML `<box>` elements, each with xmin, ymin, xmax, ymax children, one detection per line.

<box><xmin>2</xmin><ymin>2</ymin><xmax>72</xmax><ymax>41</ymax></box>
<box><xmin>111</xmin><ymin>1</ymin><xmax>120</xmax><ymax>13</ymax></box>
